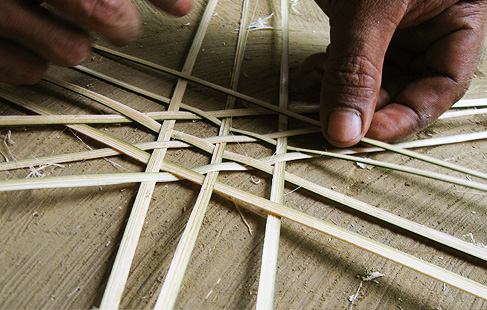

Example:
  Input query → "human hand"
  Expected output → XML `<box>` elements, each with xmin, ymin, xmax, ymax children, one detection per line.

<box><xmin>302</xmin><ymin>0</ymin><xmax>487</xmax><ymax>147</ymax></box>
<box><xmin>0</xmin><ymin>0</ymin><xmax>192</xmax><ymax>85</ymax></box>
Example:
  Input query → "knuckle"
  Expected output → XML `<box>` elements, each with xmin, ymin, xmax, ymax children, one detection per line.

<box><xmin>323</xmin><ymin>55</ymin><xmax>380</xmax><ymax>104</ymax></box>
<box><xmin>79</xmin><ymin>0</ymin><xmax>133</xmax><ymax>28</ymax></box>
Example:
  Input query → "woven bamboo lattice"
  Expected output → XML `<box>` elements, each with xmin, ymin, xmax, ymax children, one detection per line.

<box><xmin>1</xmin><ymin>0</ymin><xmax>487</xmax><ymax>309</ymax></box>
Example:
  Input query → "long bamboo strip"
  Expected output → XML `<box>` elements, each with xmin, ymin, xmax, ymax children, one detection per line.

<box><xmin>440</xmin><ymin>107</ymin><xmax>487</xmax><ymax>119</ymax></box>
<box><xmin>451</xmin><ymin>98</ymin><xmax>487</xmax><ymax>108</ymax></box>
<box><xmin>257</xmin><ymin>1</ymin><xmax>289</xmax><ymax>307</ymax></box>
<box><xmin>42</xmin><ymin>76</ymin><xmax>162</xmax><ymax>132</ymax></box>
<box><xmin>2</xmin><ymin>128</ymin><xmax>486</xmax><ymax>173</ymax></box>
<box><xmin>332</xmin><ymin>131</ymin><xmax>487</xmax><ymax>155</ymax></box>
<box><xmin>173</xmin><ymin>129</ymin><xmax>487</xmax><ymax>193</ymax></box>
<box><xmin>100</xmin><ymin>1</ymin><xmax>219</xmax><ymax>309</ymax></box>
<box><xmin>91</xmin><ymin>44</ymin><xmax>321</xmax><ymax>128</ymax></box>
<box><xmin>0</xmin><ymin>88</ymin><xmax>152</xmax><ymax>163</ymax></box>
<box><xmin>361</xmin><ymin>137</ymin><xmax>487</xmax><ymax>181</ymax></box>
<box><xmin>155</xmin><ymin>1</ymin><xmax>252</xmax><ymax>307</ymax></box>
<box><xmin>0</xmin><ymin>108</ymin><xmax>273</xmax><ymax>126</ymax></box>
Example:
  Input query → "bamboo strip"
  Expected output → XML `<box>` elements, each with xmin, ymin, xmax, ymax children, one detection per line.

<box><xmin>333</xmin><ymin>131</ymin><xmax>487</xmax><ymax>155</ymax></box>
<box><xmin>171</xmin><ymin>133</ymin><xmax>487</xmax><ymax>261</ymax></box>
<box><xmin>2</xmin><ymin>88</ymin><xmax>485</xmax><ymax>263</ymax></box>
<box><xmin>0</xmin><ymin>88</ymin><xmax>151</xmax><ymax>163</ymax></box>
<box><xmin>440</xmin><ymin>108</ymin><xmax>487</xmax><ymax>119</ymax></box>
<box><xmin>451</xmin><ymin>98</ymin><xmax>487</xmax><ymax>108</ymax></box>
<box><xmin>257</xmin><ymin>1</ymin><xmax>289</xmax><ymax>307</ymax></box>
<box><xmin>73</xmin><ymin>65</ymin><xmax>223</xmax><ymax>127</ymax></box>
<box><xmin>2</xmin><ymin>164</ymin><xmax>486</xmax><ymax>299</ymax></box>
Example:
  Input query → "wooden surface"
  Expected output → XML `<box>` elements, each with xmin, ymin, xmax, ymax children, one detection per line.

<box><xmin>1</xmin><ymin>0</ymin><xmax>487</xmax><ymax>309</ymax></box>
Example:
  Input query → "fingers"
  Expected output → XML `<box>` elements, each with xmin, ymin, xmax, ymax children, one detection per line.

<box><xmin>0</xmin><ymin>39</ymin><xmax>47</xmax><ymax>85</ymax></box>
<box><xmin>316</xmin><ymin>1</ymin><xmax>408</xmax><ymax>147</ymax></box>
<box><xmin>148</xmin><ymin>0</ymin><xmax>193</xmax><ymax>17</ymax></box>
<box><xmin>44</xmin><ymin>0</ymin><xmax>142</xmax><ymax>46</ymax></box>
<box><xmin>367</xmin><ymin>2</ymin><xmax>487</xmax><ymax>141</ymax></box>
<box><xmin>0</xmin><ymin>0</ymin><xmax>90</xmax><ymax>82</ymax></box>
<box><xmin>43</xmin><ymin>0</ymin><xmax>193</xmax><ymax>46</ymax></box>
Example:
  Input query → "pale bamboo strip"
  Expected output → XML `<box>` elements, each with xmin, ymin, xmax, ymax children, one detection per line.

<box><xmin>2</xmin><ymin>164</ymin><xmax>485</xmax><ymax>298</ymax></box>
<box><xmin>361</xmin><ymin>137</ymin><xmax>487</xmax><ymax>181</ymax></box>
<box><xmin>155</xmin><ymin>1</ymin><xmax>252</xmax><ymax>307</ymax></box>
<box><xmin>279</xmin><ymin>149</ymin><xmax>487</xmax><ymax>192</ymax></box>
<box><xmin>266</xmin><ymin>127</ymin><xmax>320</xmax><ymax>139</ymax></box>
<box><xmin>0</xmin><ymin>108</ymin><xmax>272</xmax><ymax>126</ymax></box>
<box><xmin>287</xmin><ymin>98</ymin><xmax>487</xmax><ymax>114</ymax></box>
<box><xmin>42</xmin><ymin>76</ymin><xmax>162</xmax><ymax>132</ymax></box>
<box><xmin>173</xmin><ymin>129</ymin><xmax>487</xmax><ymax>193</ymax></box>
<box><xmin>440</xmin><ymin>108</ymin><xmax>487</xmax><ymax>119</ymax></box>
<box><xmin>333</xmin><ymin>131</ymin><xmax>487</xmax><ymax>155</ymax></box>
<box><xmin>101</xmin><ymin>1</ymin><xmax>219</xmax><ymax>309</ymax></box>
<box><xmin>91</xmin><ymin>44</ymin><xmax>321</xmax><ymax>128</ymax></box>
<box><xmin>159</xmin><ymin>160</ymin><xmax>487</xmax><ymax>299</ymax></box>
<box><xmin>257</xmin><ymin>1</ymin><xmax>289</xmax><ymax>307</ymax></box>
<box><xmin>451</xmin><ymin>98</ymin><xmax>487</xmax><ymax>108</ymax></box>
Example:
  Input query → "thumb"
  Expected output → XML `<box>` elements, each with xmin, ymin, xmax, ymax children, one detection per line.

<box><xmin>320</xmin><ymin>1</ymin><xmax>406</xmax><ymax>147</ymax></box>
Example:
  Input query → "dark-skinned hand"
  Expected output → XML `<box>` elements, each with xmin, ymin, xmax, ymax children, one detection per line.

<box><xmin>302</xmin><ymin>0</ymin><xmax>487</xmax><ymax>147</ymax></box>
<box><xmin>0</xmin><ymin>0</ymin><xmax>192</xmax><ymax>85</ymax></box>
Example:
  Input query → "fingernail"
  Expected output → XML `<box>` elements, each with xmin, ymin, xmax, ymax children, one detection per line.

<box><xmin>327</xmin><ymin>108</ymin><xmax>362</xmax><ymax>144</ymax></box>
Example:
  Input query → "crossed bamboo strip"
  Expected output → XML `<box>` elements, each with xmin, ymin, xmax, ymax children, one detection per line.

<box><xmin>257</xmin><ymin>0</ymin><xmax>289</xmax><ymax>308</ymax></box>
<box><xmin>1</xmin><ymin>85</ymin><xmax>487</xmax><ymax>301</ymax></box>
